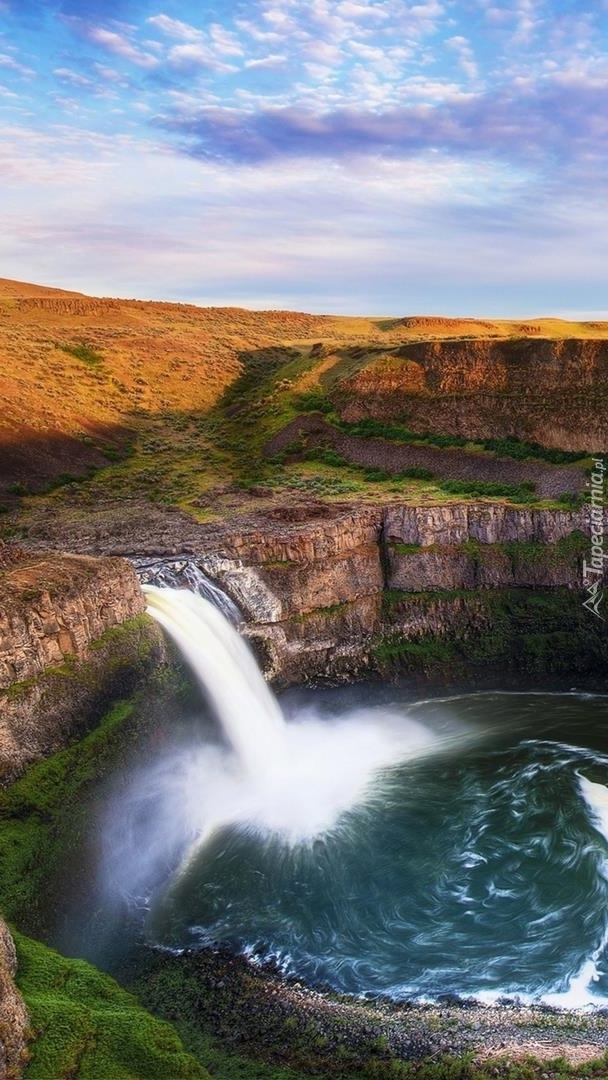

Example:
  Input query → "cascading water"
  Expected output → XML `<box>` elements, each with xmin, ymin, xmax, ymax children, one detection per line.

<box><xmin>143</xmin><ymin>585</ymin><xmax>285</xmax><ymax>778</ymax></box>
<box><xmin>134</xmin><ymin>558</ymin><xmax>242</xmax><ymax>624</ymax></box>
<box><xmin>98</xmin><ymin>586</ymin><xmax>608</xmax><ymax>1008</ymax></box>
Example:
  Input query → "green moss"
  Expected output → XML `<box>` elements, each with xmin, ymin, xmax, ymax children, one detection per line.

<box><xmin>13</xmin><ymin>932</ymin><xmax>207</xmax><ymax>1079</ymax></box>
<box><xmin>292</xmin><ymin>601</ymin><xmax>351</xmax><ymax>622</ymax></box>
<box><xmin>0</xmin><ymin>697</ymin><xmax>139</xmax><ymax>929</ymax></box>
<box><xmin>373</xmin><ymin>636</ymin><xmax>457</xmax><ymax>667</ymax></box>
<box><xmin>387</xmin><ymin>534</ymin><xmax>588</xmax><ymax>571</ymax></box>
<box><xmin>374</xmin><ymin>588</ymin><xmax>608</xmax><ymax>677</ymax></box>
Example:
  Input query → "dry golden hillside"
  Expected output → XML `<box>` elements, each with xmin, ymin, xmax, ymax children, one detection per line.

<box><xmin>1</xmin><ymin>277</ymin><xmax>606</xmax><ymax>503</ymax></box>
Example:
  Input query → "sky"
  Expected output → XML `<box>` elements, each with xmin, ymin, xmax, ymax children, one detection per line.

<box><xmin>1</xmin><ymin>0</ymin><xmax>607</xmax><ymax>316</ymax></box>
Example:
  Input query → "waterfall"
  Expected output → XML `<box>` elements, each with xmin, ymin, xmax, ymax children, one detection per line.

<box><xmin>143</xmin><ymin>585</ymin><xmax>285</xmax><ymax>777</ymax></box>
<box><xmin>128</xmin><ymin>584</ymin><xmax>448</xmax><ymax>850</ymax></box>
<box><xmin>134</xmin><ymin>558</ymin><xmax>241</xmax><ymax>625</ymax></box>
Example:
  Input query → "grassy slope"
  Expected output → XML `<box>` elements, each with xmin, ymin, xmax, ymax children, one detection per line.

<box><xmin>0</xmin><ymin>690</ymin><xmax>209</xmax><ymax>1078</ymax></box>
<box><xmin>0</xmin><ymin>278</ymin><xmax>604</xmax><ymax>525</ymax></box>
<box><xmin>14</xmin><ymin>933</ymin><xmax>207</xmax><ymax>1080</ymax></box>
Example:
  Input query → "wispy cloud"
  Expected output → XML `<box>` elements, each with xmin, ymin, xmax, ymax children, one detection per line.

<box><xmin>147</xmin><ymin>14</ymin><xmax>202</xmax><ymax>41</ymax></box>
<box><xmin>53</xmin><ymin>67</ymin><xmax>94</xmax><ymax>88</ymax></box>
<box><xmin>157</xmin><ymin>74</ymin><xmax>608</xmax><ymax>173</ymax></box>
<box><xmin>63</xmin><ymin>18</ymin><xmax>159</xmax><ymax>68</ymax></box>
<box><xmin>167</xmin><ymin>43</ymin><xmax>238</xmax><ymax>75</ymax></box>
<box><xmin>1</xmin><ymin>0</ymin><xmax>607</xmax><ymax>315</ymax></box>
<box><xmin>0</xmin><ymin>52</ymin><xmax>35</xmax><ymax>78</ymax></box>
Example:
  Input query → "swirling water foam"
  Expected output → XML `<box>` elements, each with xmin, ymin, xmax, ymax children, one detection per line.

<box><xmin>99</xmin><ymin>585</ymin><xmax>608</xmax><ymax>1007</ymax></box>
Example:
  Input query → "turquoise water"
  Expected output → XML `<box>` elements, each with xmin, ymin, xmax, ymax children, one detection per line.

<box><xmin>135</xmin><ymin>690</ymin><xmax>608</xmax><ymax>1005</ymax></box>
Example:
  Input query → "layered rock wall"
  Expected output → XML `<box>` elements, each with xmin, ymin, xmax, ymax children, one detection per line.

<box><xmin>0</xmin><ymin>918</ymin><xmax>28</xmax><ymax>1078</ymax></box>
<box><xmin>0</xmin><ymin>554</ymin><xmax>145</xmax><ymax>688</ymax></box>
<box><xmin>0</xmin><ymin>553</ymin><xmax>160</xmax><ymax>782</ymax></box>
<box><xmin>333</xmin><ymin>339</ymin><xmax>608</xmax><ymax>451</ymax></box>
<box><xmin>133</xmin><ymin>501</ymin><xmax>600</xmax><ymax>684</ymax></box>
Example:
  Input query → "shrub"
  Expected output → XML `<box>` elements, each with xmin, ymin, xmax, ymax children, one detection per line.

<box><xmin>395</xmin><ymin>467</ymin><xmax>435</xmax><ymax>481</ymax></box>
<box><xmin>438</xmin><ymin>478</ymin><xmax>538</xmax><ymax>501</ymax></box>
<box><xmin>556</xmin><ymin>491</ymin><xmax>585</xmax><ymax>509</ymax></box>
<box><xmin>58</xmin><ymin>342</ymin><xmax>104</xmax><ymax>368</ymax></box>
<box><xmin>303</xmin><ymin>447</ymin><xmax>349</xmax><ymax>467</ymax></box>
<box><xmin>292</xmin><ymin>390</ymin><xmax>333</xmax><ymax>413</ymax></box>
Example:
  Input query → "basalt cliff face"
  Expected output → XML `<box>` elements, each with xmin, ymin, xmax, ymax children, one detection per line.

<box><xmin>331</xmin><ymin>339</ymin><xmax>608</xmax><ymax>452</ymax></box>
<box><xmin>198</xmin><ymin>503</ymin><xmax>598</xmax><ymax>683</ymax></box>
<box><xmin>0</xmin><ymin>548</ymin><xmax>161</xmax><ymax>782</ymax></box>
<box><xmin>0</xmin><ymin>917</ymin><xmax>28</xmax><ymax>1079</ymax></box>
<box><xmin>4</xmin><ymin>497</ymin><xmax>604</xmax><ymax>718</ymax></box>
<box><xmin>0</xmin><ymin>553</ymin><xmax>145</xmax><ymax>688</ymax></box>
<box><xmin>64</xmin><ymin>498</ymin><xmax>599</xmax><ymax>686</ymax></box>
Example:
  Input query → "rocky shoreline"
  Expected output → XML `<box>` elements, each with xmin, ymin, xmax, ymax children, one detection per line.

<box><xmin>129</xmin><ymin>943</ymin><xmax>608</xmax><ymax>1076</ymax></box>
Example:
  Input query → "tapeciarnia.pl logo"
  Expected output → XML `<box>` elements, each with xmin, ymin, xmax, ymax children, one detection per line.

<box><xmin>582</xmin><ymin>457</ymin><xmax>606</xmax><ymax>621</ymax></box>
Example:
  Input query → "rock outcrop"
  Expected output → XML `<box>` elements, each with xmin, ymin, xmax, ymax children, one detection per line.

<box><xmin>103</xmin><ymin>500</ymin><xmax>603</xmax><ymax>685</ymax></box>
<box><xmin>0</xmin><ymin>552</ymin><xmax>160</xmax><ymax>783</ymax></box>
<box><xmin>332</xmin><ymin>339</ymin><xmax>608</xmax><ymax>452</ymax></box>
<box><xmin>0</xmin><ymin>554</ymin><xmax>145</xmax><ymax>689</ymax></box>
<box><xmin>6</xmin><ymin>498</ymin><xmax>605</xmax><ymax>689</ymax></box>
<box><xmin>0</xmin><ymin>918</ymin><xmax>28</xmax><ymax>1079</ymax></box>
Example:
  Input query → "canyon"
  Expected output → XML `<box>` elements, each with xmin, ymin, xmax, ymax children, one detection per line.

<box><xmin>1</xmin><ymin>279</ymin><xmax>607</xmax><ymax>1079</ymax></box>
<box><xmin>0</xmin><ymin>498</ymin><xmax>602</xmax><ymax>775</ymax></box>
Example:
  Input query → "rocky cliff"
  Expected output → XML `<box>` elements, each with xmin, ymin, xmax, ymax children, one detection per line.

<box><xmin>109</xmin><ymin>499</ymin><xmax>603</xmax><ymax>685</ymax></box>
<box><xmin>0</xmin><ymin>553</ymin><xmax>145</xmax><ymax>688</ymax></box>
<box><xmin>0</xmin><ymin>550</ymin><xmax>161</xmax><ymax>782</ymax></box>
<box><xmin>0</xmin><ymin>918</ymin><xmax>28</xmax><ymax>1079</ymax></box>
<box><xmin>331</xmin><ymin>339</ymin><xmax>608</xmax><ymax>452</ymax></box>
<box><xmin>6</xmin><ymin>496</ymin><xmax>605</xmax><ymax>691</ymax></box>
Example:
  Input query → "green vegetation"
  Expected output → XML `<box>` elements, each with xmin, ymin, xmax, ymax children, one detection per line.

<box><xmin>303</xmin><ymin>447</ymin><xmax>349</xmax><ymax>468</ymax></box>
<box><xmin>339</xmin><ymin>416</ymin><xmax>472</xmax><ymax>448</ymax></box>
<box><xmin>482</xmin><ymin>436</ymin><xmax>587</xmax><ymax>465</ymax></box>
<box><xmin>13</xmin><ymin>933</ymin><xmax>206</xmax><ymax>1079</ymax></box>
<box><xmin>221</xmin><ymin>347</ymin><xmax>302</xmax><ymax>408</ymax></box>
<box><xmin>387</xmin><ymin>533</ymin><xmax>588</xmax><ymax>567</ymax></box>
<box><xmin>264</xmin><ymin>468</ymin><xmax>363</xmax><ymax>496</ymax></box>
<box><xmin>374</xmin><ymin>588</ymin><xmax>608</xmax><ymax>676</ymax></box>
<box><xmin>556</xmin><ymin>491</ymin><xmax>585</xmax><ymax>509</ymax></box>
<box><xmin>58</xmin><ymin>342</ymin><xmax>104</xmax><ymax>368</ymax></box>
<box><xmin>336</xmin><ymin>418</ymin><xmax>588</xmax><ymax>465</ymax></box>
<box><xmin>0</xmin><ymin>697</ymin><xmax>139</xmax><ymax>928</ymax></box>
<box><xmin>437</xmin><ymin>479</ymin><xmax>538</xmax><ymax>502</ymax></box>
<box><xmin>374</xmin><ymin>636</ymin><xmax>456</xmax><ymax>666</ymax></box>
<box><xmin>291</xmin><ymin>389</ymin><xmax>334</xmax><ymax>413</ymax></box>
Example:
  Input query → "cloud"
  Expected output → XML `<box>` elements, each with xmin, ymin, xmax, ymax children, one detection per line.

<box><xmin>0</xmin><ymin>52</ymin><xmax>35</xmax><ymax>78</ymax></box>
<box><xmin>85</xmin><ymin>25</ymin><xmax>159</xmax><ymax>68</ymax></box>
<box><xmin>3</xmin><ymin>133</ymin><xmax>607</xmax><ymax>317</ymax></box>
<box><xmin>157</xmin><ymin>75</ymin><xmax>608</xmax><ymax>171</ymax></box>
<box><xmin>61</xmin><ymin>18</ymin><xmax>159</xmax><ymax>69</ymax></box>
<box><xmin>244</xmin><ymin>55</ymin><xmax>288</xmax><ymax>71</ymax></box>
<box><xmin>167</xmin><ymin>43</ymin><xmax>238</xmax><ymax>75</ymax></box>
<box><xmin>53</xmin><ymin>67</ymin><xmax>94</xmax><ymax>88</ymax></box>
<box><xmin>147</xmin><ymin>14</ymin><xmax>202</xmax><ymax>41</ymax></box>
